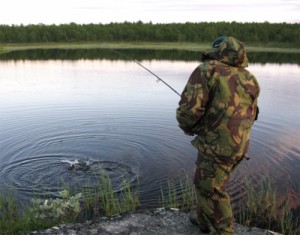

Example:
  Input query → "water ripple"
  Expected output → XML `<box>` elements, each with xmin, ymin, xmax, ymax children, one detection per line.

<box><xmin>0</xmin><ymin>155</ymin><xmax>138</xmax><ymax>200</ymax></box>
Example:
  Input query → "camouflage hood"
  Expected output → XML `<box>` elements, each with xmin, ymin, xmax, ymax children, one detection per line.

<box><xmin>202</xmin><ymin>37</ymin><xmax>249</xmax><ymax>68</ymax></box>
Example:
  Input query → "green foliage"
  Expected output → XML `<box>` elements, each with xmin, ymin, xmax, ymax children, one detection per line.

<box><xmin>119</xmin><ymin>178</ymin><xmax>140</xmax><ymax>212</ymax></box>
<box><xmin>180</xmin><ymin>174</ymin><xmax>196</xmax><ymax>211</ymax></box>
<box><xmin>160</xmin><ymin>174</ymin><xmax>299</xmax><ymax>234</ymax></box>
<box><xmin>1</xmin><ymin>174</ymin><xmax>299</xmax><ymax>234</ymax></box>
<box><xmin>236</xmin><ymin>178</ymin><xmax>300</xmax><ymax>235</ymax></box>
<box><xmin>0</xmin><ymin>189</ymin><xmax>82</xmax><ymax>235</ymax></box>
<box><xmin>0</xmin><ymin>171</ymin><xmax>140</xmax><ymax>234</ymax></box>
<box><xmin>29</xmin><ymin>189</ymin><xmax>82</xmax><ymax>222</ymax></box>
<box><xmin>160</xmin><ymin>174</ymin><xmax>196</xmax><ymax>211</ymax></box>
<box><xmin>99</xmin><ymin>168</ymin><xmax>140</xmax><ymax>216</ymax></box>
<box><xmin>80</xmin><ymin>167</ymin><xmax>140</xmax><ymax>218</ymax></box>
<box><xmin>79</xmin><ymin>168</ymin><xmax>140</xmax><ymax>220</ymax></box>
<box><xmin>98</xmin><ymin>168</ymin><xmax>121</xmax><ymax>216</ymax></box>
<box><xmin>0</xmin><ymin>191</ymin><xmax>21</xmax><ymax>234</ymax></box>
<box><xmin>0</xmin><ymin>22</ymin><xmax>299</xmax><ymax>46</ymax></box>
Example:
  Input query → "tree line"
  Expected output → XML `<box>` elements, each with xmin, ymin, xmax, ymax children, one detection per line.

<box><xmin>0</xmin><ymin>21</ymin><xmax>299</xmax><ymax>46</ymax></box>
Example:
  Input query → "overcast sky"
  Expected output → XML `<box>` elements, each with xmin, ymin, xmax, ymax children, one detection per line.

<box><xmin>1</xmin><ymin>0</ymin><xmax>299</xmax><ymax>25</ymax></box>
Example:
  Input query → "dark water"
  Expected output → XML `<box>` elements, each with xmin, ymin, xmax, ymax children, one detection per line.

<box><xmin>0</xmin><ymin>50</ymin><xmax>299</xmax><ymax>211</ymax></box>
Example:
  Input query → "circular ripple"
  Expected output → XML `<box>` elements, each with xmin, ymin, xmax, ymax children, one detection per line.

<box><xmin>0</xmin><ymin>155</ymin><xmax>137</xmax><ymax>200</ymax></box>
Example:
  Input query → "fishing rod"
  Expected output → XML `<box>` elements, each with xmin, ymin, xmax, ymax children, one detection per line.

<box><xmin>110</xmin><ymin>49</ymin><xmax>181</xmax><ymax>97</ymax></box>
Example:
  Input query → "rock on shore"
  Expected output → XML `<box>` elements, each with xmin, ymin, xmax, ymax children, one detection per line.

<box><xmin>28</xmin><ymin>208</ymin><xmax>282</xmax><ymax>235</ymax></box>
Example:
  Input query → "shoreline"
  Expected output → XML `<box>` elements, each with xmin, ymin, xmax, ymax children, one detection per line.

<box><xmin>1</xmin><ymin>41</ymin><xmax>300</xmax><ymax>54</ymax></box>
<box><xmin>27</xmin><ymin>208</ymin><xmax>283</xmax><ymax>235</ymax></box>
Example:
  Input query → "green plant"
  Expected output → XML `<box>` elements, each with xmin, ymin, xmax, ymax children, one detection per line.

<box><xmin>180</xmin><ymin>174</ymin><xmax>196</xmax><ymax>211</ymax></box>
<box><xmin>29</xmin><ymin>189</ymin><xmax>82</xmax><ymax>223</ymax></box>
<box><xmin>0</xmin><ymin>176</ymin><xmax>140</xmax><ymax>235</ymax></box>
<box><xmin>99</xmin><ymin>168</ymin><xmax>121</xmax><ymax>216</ymax></box>
<box><xmin>236</xmin><ymin>177</ymin><xmax>299</xmax><ymax>235</ymax></box>
<box><xmin>0</xmin><ymin>189</ymin><xmax>82</xmax><ymax>234</ymax></box>
<box><xmin>119</xmin><ymin>178</ymin><xmax>140</xmax><ymax>212</ymax></box>
<box><xmin>0</xmin><ymin>190</ymin><xmax>20</xmax><ymax>234</ymax></box>
<box><xmin>160</xmin><ymin>174</ymin><xmax>196</xmax><ymax>211</ymax></box>
<box><xmin>80</xmin><ymin>167</ymin><xmax>140</xmax><ymax>218</ymax></box>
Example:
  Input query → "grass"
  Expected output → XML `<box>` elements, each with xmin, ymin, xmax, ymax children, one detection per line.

<box><xmin>82</xmin><ymin>165</ymin><xmax>140</xmax><ymax>218</ymax></box>
<box><xmin>236</xmin><ymin>178</ymin><xmax>300</xmax><ymax>235</ymax></box>
<box><xmin>159</xmin><ymin>175</ymin><xmax>300</xmax><ymax>235</ymax></box>
<box><xmin>1</xmin><ymin>173</ymin><xmax>299</xmax><ymax>235</ymax></box>
<box><xmin>0</xmin><ymin>167</ymin><xmax>140</xmax><ymax>235</ymax></box>
<box><xmin>0</xmin><ymin>41</ymin><xmax>299</xmax><ymax>54</ymax></box>
<box><xmin>80</xmin><ymin>166</ymin><xmax>140</xmax><ymax>219</ymax></box>
<box><xmin>160</xmin><ymin>174</ymin><xmax>196</xmax><ymax>211</ymax></box>
<box><xmin>0</xmin><ymin>190</ymin><xmax>59</xmax><ymax>234</ymax></box>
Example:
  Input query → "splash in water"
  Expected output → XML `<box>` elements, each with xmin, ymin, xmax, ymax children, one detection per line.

<box><xmin>61</xmin><ymin>159</ymin><xmax>91</xmax><ymax>171</ymax></box>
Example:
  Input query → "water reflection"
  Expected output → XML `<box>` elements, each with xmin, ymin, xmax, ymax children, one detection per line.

<box><xmin>1</xmin><ymin>48</ymin><xmax>300</xmax><ymax>64</ymax></box>
<box><xmin>0</xmin><ymin>57</ymin><xmax>299</xmax><ymax>212</ymax></box>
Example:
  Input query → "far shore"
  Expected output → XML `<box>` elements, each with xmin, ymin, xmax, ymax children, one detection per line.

<box><xmin>1</xmin><ymin>41</ymin><xmax>300</xmax><ymax>54</ymax></box>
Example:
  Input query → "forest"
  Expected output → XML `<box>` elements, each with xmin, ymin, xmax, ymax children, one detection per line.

<box><xmin>0</xmin><ymin>21</ymin><xmax>299</xmax><ymax>46</ymax></box>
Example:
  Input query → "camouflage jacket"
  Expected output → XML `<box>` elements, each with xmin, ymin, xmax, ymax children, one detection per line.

<box><xmin>176</xmin><ymin>37</ymin><xmax>260</xmax><ymax>157</ymax></box>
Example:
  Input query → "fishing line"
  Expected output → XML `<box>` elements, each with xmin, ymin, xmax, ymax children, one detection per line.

<box><xmin>110</xmin><ymin>49</ymin><xmax>181</xmax><ymax>97</ymax></box>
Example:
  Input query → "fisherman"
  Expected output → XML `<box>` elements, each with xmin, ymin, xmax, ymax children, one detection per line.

<box><xmin>176</xmin><ymin>36</ymin><xmax>260</xmax><ymax>235</ymax></box>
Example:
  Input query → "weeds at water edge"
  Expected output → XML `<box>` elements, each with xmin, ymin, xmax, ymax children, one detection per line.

<box><xmin>0</xmin><ymin>167</ymin><xmax>140</xmax><ymax>235</ymax></box>
<box><xmin>1</xmin><ymin>174</ymin><xmax>299</xmax><ymax>235</ymax></box>
<box><xmin>160</xmin><ymin>174</ymin><xmax>196</xmax><ymax>212</ymax></box>
<box><xmin>236</xmin><ymin>178</ymin><xmax>300</xmax><ymax>235</ymax></box>
<box><xmin>160</xmin><ymin>175</ymin><xmax>299</xmax><ymax>235</ymax></box>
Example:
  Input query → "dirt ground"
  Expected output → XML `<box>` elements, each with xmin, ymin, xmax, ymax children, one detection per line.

<box><xmin>28</xmin><ymin>208</ymin><xmax>282</xmax><ymax>235</ymax></box>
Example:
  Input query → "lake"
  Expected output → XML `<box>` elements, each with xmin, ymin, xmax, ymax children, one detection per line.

<box><xmin>0</xmin><ymin>49</ymin><xmax>299</xmax><ymax>213</ymax></box>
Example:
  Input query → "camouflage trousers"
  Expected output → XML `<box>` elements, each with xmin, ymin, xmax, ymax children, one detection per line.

<box><xmin>194</xmin><ymin>152</ymin><xmax>244</xmax><ymax>235</ymax></box>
